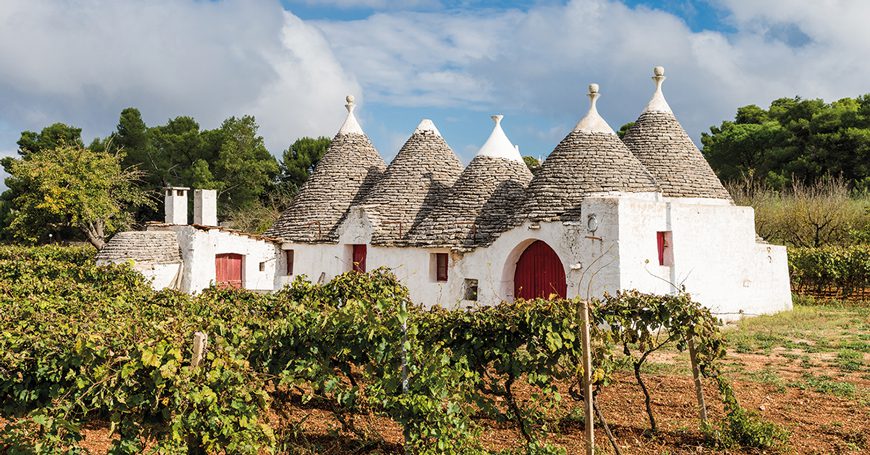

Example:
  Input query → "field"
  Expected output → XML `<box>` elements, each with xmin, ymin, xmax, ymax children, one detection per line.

<box><xmin>25</xmin><ymin>301</ymin><xmax>868</xmax><ymax>454</ymax></box>
<box><xmin>1</xmin><ymin>246</ymin><xmax>868</xmax><ymax>454</ymax></box>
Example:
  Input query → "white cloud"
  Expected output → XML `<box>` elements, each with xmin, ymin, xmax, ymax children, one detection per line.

<box><xmin>310</xmin><ymin>0</ymin><xmax>870</xmax><ymax>141</ymax></box>
<box><xmin>297</xmin><ymin>0</ymin><xmax>441</xmax><ymax>9</ymax></box>
<box><xmin>0</xmin><ymin>0</ymin><xmax>359</xmax><ymax>153</ymax></box>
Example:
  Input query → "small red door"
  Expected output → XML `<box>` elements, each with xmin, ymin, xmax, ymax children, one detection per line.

<box><xmin>514</xmin><ymin>240</ymin><xmax>566</xmax><ymax>300</ymax></box>
<box><xmin>215</xmin><ymin>253</ymin><xmax>243</xmax><ymax>288</ymax></box>
<box><xmin>352</xmin><ymin>244</ymin><xmax>367</xmax><ymax>272</ymax></box>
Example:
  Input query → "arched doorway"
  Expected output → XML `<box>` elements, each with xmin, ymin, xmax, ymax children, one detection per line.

<box><xmin>514</xmin><ymin>240</ymin><xmax>566</xmax><ymax>300</ymax></box>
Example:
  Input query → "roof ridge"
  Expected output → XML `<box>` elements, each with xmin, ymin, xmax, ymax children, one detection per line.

<box><xmin>478</xmin><ymin>115</ymin><xmax>523</xmax><ymax>162</ymax></box>
<box><xmin>574</xmin><ymin>84</ymin><xmax>615</xmax><ymax>134</ymax></box>
<box><xmin>338</xmin><ymin>95</ymin><xmax>364</xmax><ymax>135</ymax></box>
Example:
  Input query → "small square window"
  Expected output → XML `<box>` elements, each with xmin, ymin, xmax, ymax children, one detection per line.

<box><xmin>463</xmin><ymin>279</ymin><xmax>478</xmax><ymax>301</ymax></box>
<box><xmin>259</xmin><ymin>261</ymin><xmax>266</xmax><ymax>272</ymax></box>
<box><xmin>286</xmin><ymin>250</ymin><xmax>294</xmax><ymax>275</ymax></box>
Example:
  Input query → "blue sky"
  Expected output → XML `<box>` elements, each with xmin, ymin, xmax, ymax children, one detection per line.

<box><xmin>1</xmin><ymin>0</ymin><xmax>868</xmax><ymax>190</ymax></box>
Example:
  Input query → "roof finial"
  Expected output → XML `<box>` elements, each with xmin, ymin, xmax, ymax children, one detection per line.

<box><xmin>477</xmin><ymin>114</ymin><xmax>523</xmax><ymax>162</ymax></box>
<box><xmin>414</xmin><ymin>118</ymin><xmax>442</xmax><ymax>136</ymax></box>
<box><xmin>339</xmin><ymin>94</ymin><xmax>364</xmax><ymax>134</ymax></box>
<box><xmin>574</xmin><ymin>83</ymin><xmax>615</xmax><ymax>134</ymax></box>
<box><xmin>644</xmin><ymin>66</ymin><xmax>672</xmax><ymax>113</ymax></box>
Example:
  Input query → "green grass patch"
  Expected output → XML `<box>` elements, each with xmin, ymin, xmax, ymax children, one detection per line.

<box><xmin>791</xmin><ymin>373</ymin><xmax>856</xmax><ymax>398</ymax></box>
<box><xmin>834</xmin><ymin>350</ymin><xmax>864</xmax><ymax>372</ymax></box>
<box><xmin>745</xmin><ymin>368</ymin><xmax>787</xmax><ymax>393</ymax></box>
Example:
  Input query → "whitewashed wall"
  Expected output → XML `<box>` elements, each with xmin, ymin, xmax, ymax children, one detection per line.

<box><xmin>166</xmin><ymin>226</ymin><xmax>283</xmax><ymax>293</ymax></box>
<box><xmin>97</xmin><ymin>258</ymin><xmax>181</xmax><ymax>290</ymax></box>
<box><xmin>273</xmin><ymin>193</ymin><xmax>791</xmax><ymax>318</ymax></box>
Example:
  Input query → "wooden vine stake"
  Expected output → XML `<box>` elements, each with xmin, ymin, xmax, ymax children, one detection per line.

<box><xmin>191</xmin><ymin>331</ymin><xmax>208</xmax><ymax>369</ymax></box>
<box><xmin>687</xmin><ymin>337</ymin><xmax>708</xmax><ymax>425</ymax></box>
<box><xmin>580</xmin><ymin>299</ymin><xmax>595</xmax><ymax>455</ymax></box>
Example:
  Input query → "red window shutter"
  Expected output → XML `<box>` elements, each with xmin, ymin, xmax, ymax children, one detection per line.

<box><xmin>286</xmin><ymin>250</ymin><xmax>294</xmax><ymax>275</ymax></box>
<box><xmin>657</xmin><ymin>232</ymin><xmax>666</xmax><ymax>266</ymax></box>
<box><xmin>436</xmin><ymin>253</ymin><xmax>448</xmax><ymax>281</ymax></box>
<box><xmin>215</xmin><ymin>253</ymin><xmax>243</xmax><ymax>288</ymax></box>
<box><xmin>352</xmin><ymin>244</ymin><xmax>367</xmax><ymax>272</ymax></box>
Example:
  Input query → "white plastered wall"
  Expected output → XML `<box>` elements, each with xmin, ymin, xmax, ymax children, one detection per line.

<box><xmin>97</xmin><ymin>259</ymin><xmax>182</xmax><ymax>291</ymax></box>
<box><xmin>167</xmin><ymin>226</ymin><xmax>283</xmax><ymax>293</ymax></box>
<box><xmin>616</xmin><ymin>196</ymin><xmax>792</xmax><ymax>319</ymax></box>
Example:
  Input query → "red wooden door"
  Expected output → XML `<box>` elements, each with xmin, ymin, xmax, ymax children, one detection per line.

<box><xmin>352</xmin><ymin>244</ymin><xmax>367</xmax><ymax>272</ymax></box>
<box><xmin>215</xmin><ymin>253</ymin><xmax>243</xmax><ymax>288</ymax></box>
<box><xmin>514</xmin><ymin>240</ymin><xmax>566</xmax><ymax>300</ymax></box>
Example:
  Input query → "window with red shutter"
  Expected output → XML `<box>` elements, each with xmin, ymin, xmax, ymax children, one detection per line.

<box><xmin>657</xmin><ymin>231</ymin><xmax>673</xmax><ymax>266</ymax></box>
<box><xmin>435</xmin><ymin>253</ymin><xmax>448</xmax><ymax>282</ymax></box>
<box><xmin>352</xmin><ymin>244</ymin><xmax>367</xmax><ymax>272</ymax></box>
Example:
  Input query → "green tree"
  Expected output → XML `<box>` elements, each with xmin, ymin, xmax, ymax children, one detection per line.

<box><xmin>702</xmin><ymin>95</ymin><xmax>870</xmax><ymax>189</ymax></box>
<box><xmin>16</xmin><ymin>123</ymin><xmax>83</xmax><ymax>156</ymax></box>
<box><xmin>211</xmin><ymin>116</ymin><xmax>279</xmax><ymax>210</ymax></box>
<box><xmin>3</xmin><ymin>144</ymin><xmax>151</xmax><ymax>248</ymax></box>
<box><xmin>617</xmin><ymin>121</ymin><xmax>635</xmax><ymax>139</ymax></box>
<box><xmin>278</xmin><ymin>136</ymin><xmax>331</xmax><ymax>195</ymax></box>
<box><xmin>522</xmin><ymin>155</ymin><xmax>541</xmax><ymax>174</ymax></box>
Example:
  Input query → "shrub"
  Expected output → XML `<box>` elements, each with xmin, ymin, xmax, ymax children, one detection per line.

<box><xmin>788</xmin><ymin>244</ymin><xmax>870</xmax><ymax>298</ymax></box>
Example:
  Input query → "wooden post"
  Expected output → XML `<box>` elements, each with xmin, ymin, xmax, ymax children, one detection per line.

<box><xmin>580</xmin><ymin>300</ymin><xmax>595</xmax><ymax>455</ymax></box>
<box><xmin>687</xmin><ymin>337</ymin><xmax>708</xmax><ymax>425</ymax></box>
<box><xmin>191</xmin><ymin>331</ymin><xmax>208</xmax><ymax>369</ymax></box>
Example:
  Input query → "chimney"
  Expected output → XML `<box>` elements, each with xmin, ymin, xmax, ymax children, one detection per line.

<box><xmin>164</xmin><ymin>187</ymin><xmax>189</xmax><ymax>225</ymax></box>
<box><xmin>193</xmin><ymin>189</ymin><xmax>217</xmax><ymax>226</ymax></box>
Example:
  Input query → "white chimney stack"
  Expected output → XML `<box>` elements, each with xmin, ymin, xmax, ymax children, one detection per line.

<box><xmin>164</xmin><ymin>187</ymin><xmax>189</xmax><ymax>225</ymax></box>
<box><xmin>194</xmin><ymin>189</ymin><xmax>217</xmax><ymax>226</ymax></box>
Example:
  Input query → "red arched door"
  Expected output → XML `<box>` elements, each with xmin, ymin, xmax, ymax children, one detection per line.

<box><xmin>514</xmin><ymin>240</ymin><xmax>566</xmax><ymax>300</ymax></box>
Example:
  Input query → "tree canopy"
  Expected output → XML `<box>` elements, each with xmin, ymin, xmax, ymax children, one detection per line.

<box><xmin>702</xmin><ymin>95</ymin><xmax>870</xmax><ymax>189</ymax></box>
<box><xmin>107</xmin><ymin>109</ymin><xmax>279</xmax><ymax>217</ymax></box>
<box><xmin>2</xmin><ymin>144</ymin><xmax>150</xmax><ymax>248</ymax></box>
<box><xmin>278</xmin><ymin>136</ymin><xmax>331</xmax><ymax>195</ymax></box>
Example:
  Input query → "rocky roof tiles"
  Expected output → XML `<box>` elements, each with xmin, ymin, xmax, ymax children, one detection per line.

<box><xmin>95</xmin><ymin>231</ymin><xmax>181</xmax><ymax>264</ymax></box>
<box><xmin>359</xmin><ymin>119</ymin><xmax>463</xmax><ymax>246</ymax></box>
<box><xmin>265</xmin><ymin>96</ymin><xmax>386</xmax><ymax>243</ymax></box>
<box><xmin>409</xmin><ymin>116</ymin><xmax>533</xmax><ymax>249</ymax></box>
<box><xmin>523</xmin><ymin>84</ymin><xmax>660</xmax><ymax>222</ymax></box>
<box><xmin>621</xmin><ymin>67</ymin><xmax>731</xmax><ymax>200</ymax></box>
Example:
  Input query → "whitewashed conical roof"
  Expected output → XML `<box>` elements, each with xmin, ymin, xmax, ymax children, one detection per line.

<box><xmin>409</xmin><ymin>115</ymin><xmax>533</xmax><ymax>249</ymax></box>
<box><xmin>266</xmin><ymin>96</ymin><xmax>386</xmax><ymax>243</ymax></box>
<box><xmin>523</xmin><ymin>84</ymin><xmax>660</xmax><ymax>222</ymax></box>
<box><xmin>359</xmin><ymin>118</ymin><xmax>463</xmax><ymax>246</ymax></box>
<box><xmin>621</xmin><ymin>67</ymin><xmax>731</xmax><ymax>200</ymax></box>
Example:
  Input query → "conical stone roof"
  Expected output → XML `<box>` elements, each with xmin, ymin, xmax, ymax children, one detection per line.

<box><xmin>621</xmin><ymin>67</ymin><xmax>731</xmax><ymax>200</ymax></box>
<box><xmin>265</xmin><ymin>96</ymin><xmax>386</xmax><ymax>243</ymax></box>
<box><xmin>409</xmin><ymin>115</ymin><xmax>533</xmax><ymax>250</ymax></box>
<box><xmin>359</xmin><ymin>119</ymin><xmax>463</xmax><ymax>246</ymax></box>
<box><xmin>523</xmin><ymin>84</ymin><xmax>660</xmax><ymax>222</ymax></box>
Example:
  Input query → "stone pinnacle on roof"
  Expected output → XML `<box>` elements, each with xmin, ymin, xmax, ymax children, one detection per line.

<box><xmin>477</xmin><ymin>115</ymin><xmax>524</xmax><ymax>162</ymax></box>
<box><xmin>265</xmin><ymin>95</ymin><xmax>386</xmax><ymax>243</ymax></box>
<box><xmin>409</xmin><ymin>114</ymin><xmax>533</xmax><ymax>249</ymax></box>
<box><xmin>574</xmin><ymin>83</ymin><xmax>615</xmax><ymax>134</ymax></box>
<box><xmin>621</xmin><ymin>67</ymin><xmax>731</xmax><ymax>200</ymax></box>
<box><xmin>339</xmin><ymin>95</ymin><xmax>364</xmax><ymax>134</ymax></box>
<box><xmin>523</xmin><ymin>83</ymin><xmax>660</xmax><ymax>222</ymax></box>
<box><xmin>644</xmin><ymin>66</ymin><xmax>672</xmax><ymax>113</ymax></box>
<box><xmin>357</xmin><ymin>118</ymin><xmax>463</xmax><ymax>246</ymax></box>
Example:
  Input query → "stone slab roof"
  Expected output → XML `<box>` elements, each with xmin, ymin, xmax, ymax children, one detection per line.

<box><xmin>265</xmin><ymin>132</ymin><xmax>386</xmax><ymax>243</ymax></box>
<box><xmin>409</xmin><ymin>155</ymin><xmax>532</xmax><ymax>250</ymax></box>
<box><xmin>523</xmin><ymin>131</ymin><xmax>660</xmax><ymax>222</ymax></box>
<box><xmin>95</xmin><ymin>231</ymin><xmax>181</xmax><ymax>264</ymax></box>
<box><xmin>360</xmin><ymin>122</ymin><xmax>463</xmax><ymax>246</ymax></box>
<box><xmin>622</xmin><ymin>111</ymin><xmax>731</xmax><ymax>200</ymax></box>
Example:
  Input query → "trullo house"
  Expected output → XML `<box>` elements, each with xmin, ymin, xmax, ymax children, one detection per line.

<box><xmin>97</xmin><ymin>67</ymin><xmax>793</xmax><ymax>319</ymax></box>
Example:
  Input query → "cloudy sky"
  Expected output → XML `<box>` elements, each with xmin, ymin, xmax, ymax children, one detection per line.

<box><xmin>1</xmin><ymin>0</ymin><xmax>869</xmax><ymax>189</ymax></box>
